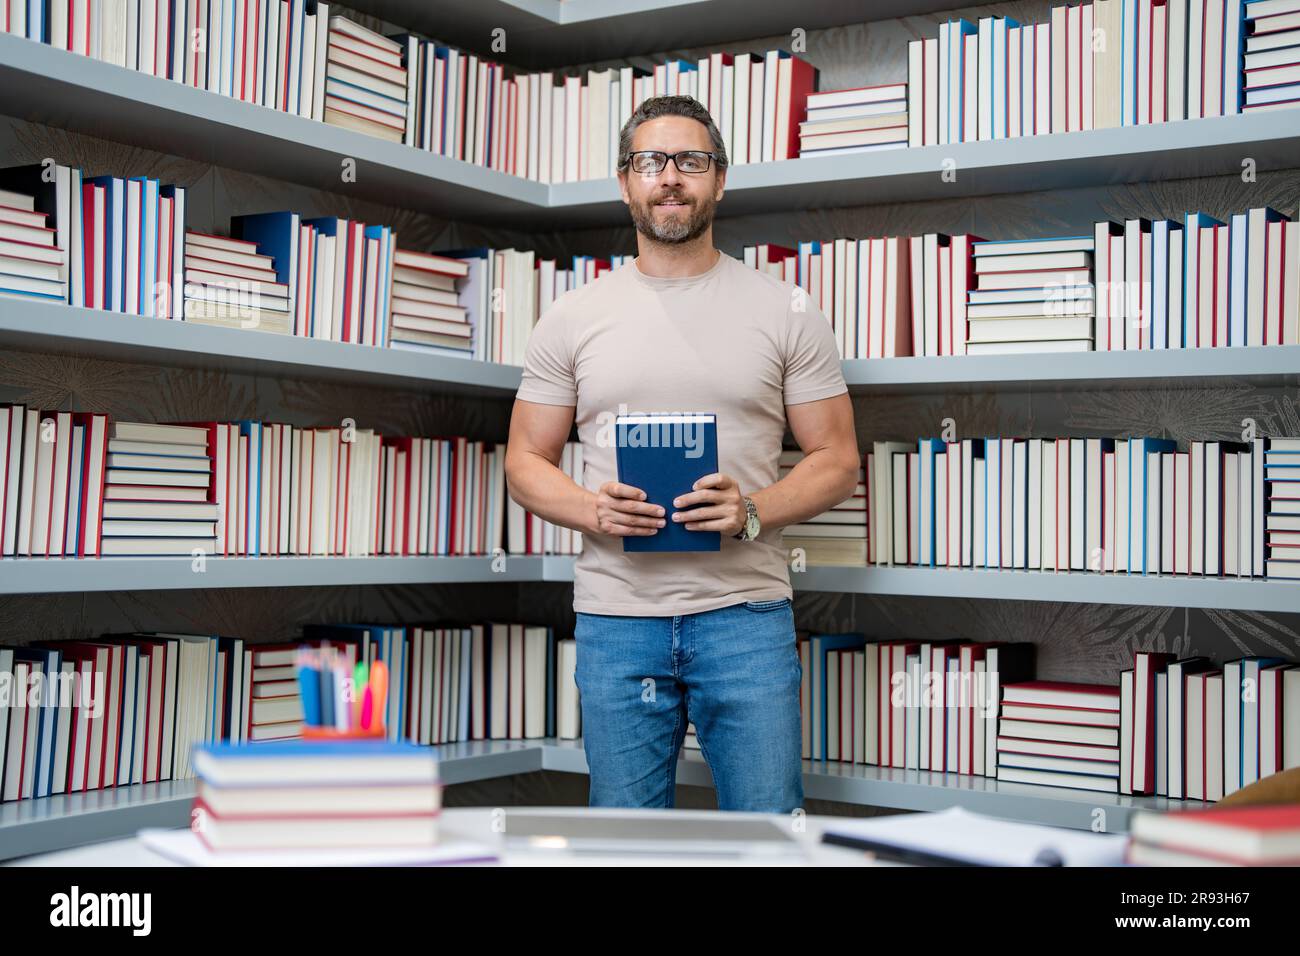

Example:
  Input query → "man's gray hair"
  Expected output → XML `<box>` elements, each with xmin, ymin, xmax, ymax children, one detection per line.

<box><xmin>616</xmin><ymin>95</ymin><xmax>730</xmax><ymax>172</ymax></box>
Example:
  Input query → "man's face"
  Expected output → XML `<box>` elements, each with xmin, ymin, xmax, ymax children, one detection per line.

<box><xmin>619</xmin><ymin>116</ymin><xmax>726</xmax><ymax>244</ymax></box>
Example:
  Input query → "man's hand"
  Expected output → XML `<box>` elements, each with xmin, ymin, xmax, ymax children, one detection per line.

<box><xmin>592</xmin><ymin>481</ymin><xmax>667</xmax><ymax>536</ymax></box>
<box><xmin>671</xmin><ymin>472</ymin><xmax>746</xmax><ymax>536</ymax></box>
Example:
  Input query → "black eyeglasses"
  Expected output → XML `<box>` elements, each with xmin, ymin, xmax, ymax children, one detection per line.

<box><xmin>623</xmin><ymin>150</ymin><xmax>719</xmax><ymax>174</ymax></box>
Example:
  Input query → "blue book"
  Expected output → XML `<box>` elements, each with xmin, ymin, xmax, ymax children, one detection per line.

<box><xmin>917</xmin><ymin>438</ymin><xmax>946</xmax><ymax>567</ymax></box>
<box><xmin>234</xmin><ymin>421</ymin><xmax>264</xmax><ymax>556</ymax></box>
<box><xmin>616</xmin><ymin>413</ymin><xmax>719</xmax><ymax>552</ymax></box>
<box><xmin>809</xmin><ymin>633</ymin><xmax>867</xmax><ymax>761</ymax></box>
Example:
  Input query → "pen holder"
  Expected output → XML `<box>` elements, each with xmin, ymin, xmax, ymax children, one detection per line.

<box><xmin>301</xmin><ymin>725</ymin><xmax>387</xmax><ymax>741</ymax></box>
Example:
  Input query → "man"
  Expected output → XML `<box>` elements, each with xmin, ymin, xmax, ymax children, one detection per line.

<box><xmin>505</xmin><ymin>95</ymin><xmax>860</xmax><ymax>812</ymax></box>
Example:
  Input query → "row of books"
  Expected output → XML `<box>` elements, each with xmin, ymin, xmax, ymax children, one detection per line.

<box><xmin>746</xmin><ymin>205</ymin><xmax>1300</xmax><ymax>358</ymax></box>
<box><xmin>4</xmin><ymin>6</ymin><xmax>817</xmax><ymax>179</ymax></box>
<box><xmin>802</xmin><ymin>635</ymin><xmax>1300</xmax><ymax>799</ymax></box>
<box><xmin>342</xmin><ymin>41</ymin><xmax>816</xmax><ymax>179</ymax></box>
<box><xmin>907</xmin><ymin>1</ymin><xmax>1261</xmax><ymax>149</ymax></box>
<box><xmin>8</xmin><ymin>1</ymin><xmax>334</xmax><ymax>119</ymax></box>
<box><xmin>0</xmin><ymin>409</ymin><xmax>589</xmax><ymax>559</ymax></box>
<box><xmin>0</xmin><ymin>621</ymin><xmax>581</xmax><ymax>803</ymax></box>
<box><xmin>858</xmin><ymin>436</ymin><xmax>1300</xmax><ymax>579</ymax></box>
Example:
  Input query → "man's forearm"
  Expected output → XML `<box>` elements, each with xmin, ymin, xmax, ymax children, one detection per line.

<box><xmin>749</xmin><ymin>448</ymin><xmax>859</xmax><ymax>531</ymax></box>
<box><xmin>506</xmin><ymin>450</ymin><xmax>598</xmax><ymax>535</ymax></box>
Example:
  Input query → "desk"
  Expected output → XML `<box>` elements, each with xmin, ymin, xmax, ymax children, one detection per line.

<box><xmin>4</xmin><ymin>806</ymin><xmax>895</xmax><ymax>867</ymax></box>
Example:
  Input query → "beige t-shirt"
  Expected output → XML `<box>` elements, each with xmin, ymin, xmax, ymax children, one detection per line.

<box><xmin>516</xmin><ymin>248</ymin><xmax>847</xmax><ymax>616</ymax></box>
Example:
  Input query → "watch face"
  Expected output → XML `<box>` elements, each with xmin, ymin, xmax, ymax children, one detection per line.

<box><xmin>745</xmin><ymin>513</ymin><xmax>760</xmax><ymax>538</ymax></box>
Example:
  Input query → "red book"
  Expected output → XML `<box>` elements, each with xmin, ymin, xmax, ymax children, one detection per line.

<box><xmin>1129</xmin><ymin>804</ymin><xmax>1300</xmax><ymax>865</ymax></box>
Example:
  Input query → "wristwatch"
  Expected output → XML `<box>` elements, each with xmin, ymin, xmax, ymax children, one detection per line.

<box><xmin>734</xmin><ymin>495</ymin><xmax>760</xmax><ymax>541</ymax></box>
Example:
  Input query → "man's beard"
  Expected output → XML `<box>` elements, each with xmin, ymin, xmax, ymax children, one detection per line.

<box><xmin>628</xmin><ymin>191</ymin><xmax>715</xmax><ymax>244</ymax></box>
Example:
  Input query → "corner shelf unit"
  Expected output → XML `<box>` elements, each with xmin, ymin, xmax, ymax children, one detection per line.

<box><xmin>0</xmin><ymin>737</ymin><xmax>1196</xmax><ymax>861</ymax></box>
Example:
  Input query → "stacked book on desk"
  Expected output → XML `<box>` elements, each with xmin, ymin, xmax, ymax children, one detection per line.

<box><xmin>0</xmin><ymin>187</ymin><xmax>67</xmax><ymax>303</ymax></box>
<box><xmin>779</xmin><ymin>449</ymin><xmax>868</xmax><ymax>565</ymax></box>
<box><xmin>191</xmin><ymin>741</ymin><xmax>441</xmax><ymax>851</ymax></box>
<box><xmin>183</xmin><ymin>231</ymin><xmax>292</xmax><ymax>334</ymax></box>
<box><xmin>1244</xmin><ymin>0</ymin><xmax>1300</xmax><ymax>111</ymax></box>
<box><xmin>798</xmin><ymin>83</ymin><xmax>908</xmax><ymax>156</ymax></box>
<box><xmin>996</xmin><ymin>680</ymin><xmax>1121</xmax><ymax>793</ymax></box>
<box><xmin>1127</xmin><ymin>803</ymin><xmax>1300</xmax><ymax>865</ymax></box>
<box><xmin>387</xmin><ymin>248</ymin><xmax>473</xmax><ymax>356</ymax></box>
<box><xmin>323</xmin><ymin>16</ymin><xmax>409</xmax><ymax>143</ymax></box>
<box><xmin>968</xmin><ymin>236</ymin><xmax>1095</xmax><ymax>353</ymax></box>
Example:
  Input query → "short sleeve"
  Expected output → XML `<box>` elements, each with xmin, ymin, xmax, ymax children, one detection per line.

<box><xmin>516</xmin><ymin>306</ymin><xmax>577</xmax><ymax>406</ymax></box>
<box><xmin>783</xmin><ymin>297</ymin><xmax>848</xmax><ymax>405</ymax></box>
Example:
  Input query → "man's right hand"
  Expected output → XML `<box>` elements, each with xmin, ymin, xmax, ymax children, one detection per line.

<box><xmin>591</xmin><ymin>482</ymin><xmax>667</xmax><ymax>536</ymax></box>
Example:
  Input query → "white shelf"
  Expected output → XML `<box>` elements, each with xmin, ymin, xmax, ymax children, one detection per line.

<box><xmin>840</xmin><ymin>346</ymin><xmax>1300</xmax><ymax>393</ymax></box>
<box><xmin>0</xmin><ymin>737</ymin><xmax>1196</xmax><ymax>859</ymax></box>
<box><xmin>7</xmin><ymin>300</ymin><xmax>1299</xmax><ymax>398</ymax></box>
<box><xmin>0</xmin><ymin>300</ymin><xmax>523</xmax><ymax>396</ymax></box>
<box><xmin>0</xmin><ymin>555</ymin><xmax>556</xmax><ymax>595</ymax></box>
<box><xmin>8</xmin><ymin>33</ymin><xmax>1300</xmax><ymax>226</ymax></box>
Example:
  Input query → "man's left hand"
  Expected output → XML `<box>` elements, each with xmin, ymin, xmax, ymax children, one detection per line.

<box><xmin>671</xmin><ymin>473</ymin><xmax>746</xmax><ymax>536</ymax></box>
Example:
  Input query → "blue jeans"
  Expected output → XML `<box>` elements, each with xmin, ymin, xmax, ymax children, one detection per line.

<box><xmin>573</xmin><ymin>597</ymin><xmax>804</xmax><ymax>812</ymax></box>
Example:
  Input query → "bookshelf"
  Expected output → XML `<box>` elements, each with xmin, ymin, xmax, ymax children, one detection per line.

<box><xmin>0</xmin><ymin>737</ymin><xmax>1200</xmax><ymax>861</ymax></box>
<box><xmin>342</xmin><ymin>0</ymin><xmax>1011</xmax><ymax>69</ymax></box>
<box><xmin>6</xmin><ymin>299</ymin><xmax>1298</xmax><ymax>398</ymax></box>
<box><xmin>0</xmin><ymin>300</ymin><xmax>524</xmax><ymax>396</ymax></box>
<box><xmin>8</xmin><ymin>32</ymin><xmax>1300</xmax><ymax>227</ymax></box>
<box><xmin>2</xmin><ymin>3</ymin><xmax>1294</xmax><ymax>863</ymax></box>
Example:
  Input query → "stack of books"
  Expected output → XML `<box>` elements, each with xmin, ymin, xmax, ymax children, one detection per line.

<box><xmin>995</xmin><ymin>680</ymin><xmax>1122</xmax><ymax>793</ymax></box>
<box><xmin>1265</xmin><ymin>437</ymin><xmax>1300</xmax><ymax>578</ymax></box>
<box><xmin>779</xmin><ymin>448</ymin><xmax>868</xmax><ymax>565</ymax></box>
<box><xmin>798</xmin><ymin>83</ymin><xmax>908</xmax><ymax>157</ymax></box>
<box><xmin>387</xmin><ymin>249</ymin><xmax>473</xmax><ymax>356</ymax></box>
<box><xmin>191</xmin><ymin>741</ymin><xmax>441</xmax><ymax>851</ymax></box>
<box><xmin>323</xmin><ymin>16</ymin><xmax>409</xmax><ymax>144</ymax></box>
<box><xmin>1127</xmin><ymin>803</ymin><xmax>1300</xmax><ymax>865</ymax></box>
<box><xmin>182</xmin><ymin>231</ymin><xmax>292</xmax><ymax>334</ymax></box>
<box><xmin>0</xmin><ymin>187</ymin><xmax>67</xmax><ymax>303</ymax></box>
<box><xmin>1243</xmin><ymin>0</ymin><xmax>1300</xmax><ymax>111</ymax></box>
<box><xmin>968</xmin><ymin>235</ymin><xmax>1096</xmax><ymax>354</ymax></box>
<box><xmin>101</xmin><ymin>422</ymin><xmax>216</xmax><ymax>556</ymax></box>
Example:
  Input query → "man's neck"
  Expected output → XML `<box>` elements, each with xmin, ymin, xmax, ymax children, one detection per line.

<box><xmin>633</xmin><ymin>242</ymin><xmax>720</xmax><ymax>279</ymax></box>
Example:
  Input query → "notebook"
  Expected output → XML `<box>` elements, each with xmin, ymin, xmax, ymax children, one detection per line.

<box><xmin>615</xmin><ymin>413</ymin><xmax>719</xmax><ymax>552</ymax></box>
